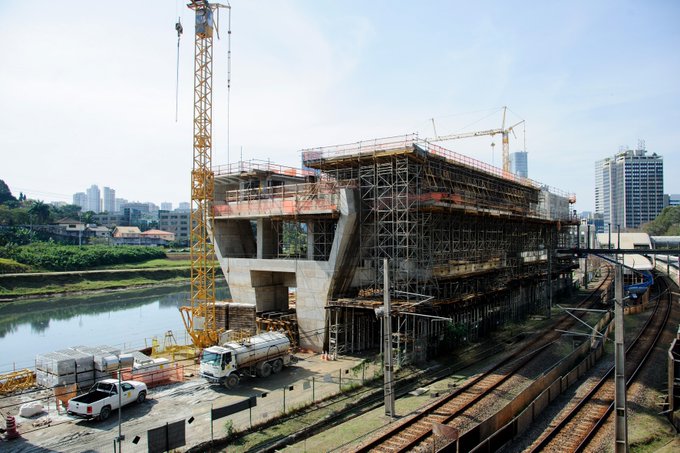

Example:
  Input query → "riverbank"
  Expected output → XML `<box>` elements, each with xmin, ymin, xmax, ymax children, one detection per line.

<box><xmin>0</xmin><ymin>267</ymin><xmax>193</xmax><ymax>301</ymax></box>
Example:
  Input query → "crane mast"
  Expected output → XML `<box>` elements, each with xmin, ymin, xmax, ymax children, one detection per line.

<box><xmin>180</xmin><ymin>0</ymin><xmax>229</xmax><ymax>349</ymax></box>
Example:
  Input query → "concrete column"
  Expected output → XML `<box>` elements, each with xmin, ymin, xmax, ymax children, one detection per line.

<box><xmin>257</xmin><ymin>218</ymin><xmax>275</xmax><ymax>259</ymax></box>
<box><xmin>307</xmin><ymin>221</ymin><xmax>315</xmax><ymax>260</ymax></box>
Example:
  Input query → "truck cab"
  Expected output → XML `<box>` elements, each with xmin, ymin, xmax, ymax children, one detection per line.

<box><xmin>200</xmin><ymin>346</ymin><xmax>237</xmax><ymax>385</ymax></box>
<box><xmin>199</xmin><ymin>331</ymin><xmax>292</xmax><ymax>389</ymax></box>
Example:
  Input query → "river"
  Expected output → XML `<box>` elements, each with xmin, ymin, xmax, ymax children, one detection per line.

<box><xmin>0</xmin><ymin>284</ymin><xmax>230</xmax><ymax>373</ymax></box>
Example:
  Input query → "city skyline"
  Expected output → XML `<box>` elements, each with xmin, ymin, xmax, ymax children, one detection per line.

<box><xmin>2</xmin><ymin>1</ymin><xmax>679</xmax><ymax>212</ymax></box>
<box><xmin>70</xmin><ymin>183</ymin><xmax>179</xmax><ymax>214</ymax></box>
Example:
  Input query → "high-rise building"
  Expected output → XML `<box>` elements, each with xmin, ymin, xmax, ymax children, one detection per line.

<box><xmin>86</xmin><ymin>185</ymin><xmax>101</xmax><ymax>213</ymax></box>
<box><xmin>161</xmin><ymin>202</ymin><xmax>173</xmax><ymax>211</ymax></box>
<box><xmin>73</xmin><ymin>192</ymin><xmax>87</xmax><ymax>210</ymax></box>
<box><xmin>158</xmin><ymin>210</ymin><xmax>191</xmax><ymax>245</ymax></box>
<box><xmin>509</xmin><ymin>151</ymin><xmax>528</xmax><ymax>178</ymax></box>
<box><xmin>102</xmin><ymin>187</ymin><xmax>116</xmax><ymax>213</ymax></box>
<box><xmin>115</xmin><ymin>198</ymin><xmax>127</xmax><ymax>212</ymax></box>
<box><xmin>177</xmin><ymin>202</ymin><xmax>190</xmax><ymax>212</ymax></box>
<box><xmin>594</xmin><ymin>146</ymin><xmax>664</xmax><ymax>229</ymax></box>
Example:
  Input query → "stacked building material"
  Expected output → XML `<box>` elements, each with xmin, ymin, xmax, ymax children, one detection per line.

<box><xmin>36</xmin><ymin>349</ymin><xmax>94</xmax><ymax>389</ymax></box>
<box><xmin>70</xmin><ymin>345</ymin><xmax>121</xmax><ymax>380</ymax></box>
<box><xmin>227</xmin><ymin>302</ymin><xmax>256</xmax><ymax>334</ymax></box>
<box><xmin>214</xmin><ymin>301</ymin><xmax>230</xmax><ymax>330</ymax></box>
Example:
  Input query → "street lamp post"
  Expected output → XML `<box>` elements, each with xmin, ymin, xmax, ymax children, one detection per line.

<box><xmin>113</xmin><ymin>354</ymin><xmax>134</xmax><ymax>453</ymax></box>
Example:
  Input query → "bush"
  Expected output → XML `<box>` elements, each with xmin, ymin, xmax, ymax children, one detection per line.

<box><xmin>0</xmin><ymin>244</ymin><xmax>166</xmax><ymax>271</ymax></box>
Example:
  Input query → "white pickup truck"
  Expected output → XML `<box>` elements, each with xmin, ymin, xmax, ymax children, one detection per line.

<box><xmin>67</xmin><ymin>379</ymin><xmax>147</xmax><ymax>421</ymax></box>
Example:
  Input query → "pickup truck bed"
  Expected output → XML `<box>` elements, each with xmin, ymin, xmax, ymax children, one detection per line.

<box><xmin>70</xmin><ymin>391</ymin><xmax>110</xmax><ymax>405</ymax></box>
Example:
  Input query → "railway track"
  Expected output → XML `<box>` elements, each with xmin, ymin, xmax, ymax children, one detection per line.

<box><xmin>525</xmin><ymin>275</ymin><xmax>673</xmax><ymax>453</ymax></box>
<box><xmin>353</xmin><ymin>266</ymin><xmax>614</xmax><ymax>453</ymax></box>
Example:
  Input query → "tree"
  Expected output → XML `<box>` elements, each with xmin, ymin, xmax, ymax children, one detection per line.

<box><xmin>51</xmin><ymin>203</ymin><xmax>81</xmax><ymax>221</ymax></box>
<box><xmin>0</xmin><ymin>179</ymin><xmax>17</xmax><ymax>206</ymax></box>
<box><xmin>81</xmin><ymin>211</ymin><xmax>95</xmax><ymax>224</ymax></box>
<box><xmin>643</xmin><ymin>206</ymin><xmax>680</xmax><ymax>236</ymax></box>
<box><xmin>28</xmin><ymin>200</ymin><xmax>51</xmax><ymax>225</ymax></box>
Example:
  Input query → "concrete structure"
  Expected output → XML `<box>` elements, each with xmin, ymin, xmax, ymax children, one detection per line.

<box><xmin>178</xmin><ymin>202</ymin><xmax>190</xmax><ymax>212</ymax></box>
<box><xmin>112</xmin><ymin>226</ymin><xmax>142</xmax><ymax>238</ymax></box>
<box><xmin>102</xmin><ymin>187</ymin><xmax>116</xmax><ymax>213</ymax></box>
<box><xmin>92</xmin><ymin>213</ymin><xmax>128</xmax><ymax>228</ymax></box>
<box><xmin>665</xmin><ymin>193</ymin><xmax>680</xmax><ymax>207</ymax></box>
<box><xmin>158</xmin><ymin>210</ymin><xmax>190</xmax><ymax>245</ymax></box>
<box><xmin>595</xmin><ymin>232</ymin><xmax>654</xmax><ymax>271</ymax></box>
<box><xmin>211</xmin><ymin>135</ymin><xmax>578</xmax><ymax>354</ymax></box>
<box><xmin>55</xmin><ymin>218</ymin><xmax>85</xmax><ymax>233</ymax></box>
<box><xmin>141</xmin><ymin>229</ymin><xmax>175</xmax><ymax>242</ymax></box>
<box><xmin>86</xmin><ymin>225</ymin><xmax>111</xmax><ymax>241</ymax></box>
<box><xmin>161</xmin><ymin>202</ymin><xmax>173</xmax><ymax>211</ymax></box>
<box><xmin>595</xmin><ymin>147</ymin><xmax>664</xmax><ymax>229</ymax></box>
<box><xmin>509</xmin><ymin>151</ymin><xmax>528</xmax><ymax>178</ymax></box>
<box><xmin>86</xmin><ymin>185</ymin><xmax>101</xmax><ymax>213</ymax></box>
<box><xmin>114</xmin><ymin>198</ymin><xmax>127</xmax><ymax>212</ymax></box>
<box><xmin>73</xmin><ymin>192</ymin><xmax>87</xmax><ymax>211</ymax></box>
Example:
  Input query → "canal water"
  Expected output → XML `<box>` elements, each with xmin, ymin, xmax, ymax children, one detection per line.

<box><xmin>0</xmin><ymin>284</ymin><xmax>230</xmax><ymax>373</ymax></box>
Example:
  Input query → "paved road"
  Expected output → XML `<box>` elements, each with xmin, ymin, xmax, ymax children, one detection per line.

<box><xmin>7</xmin><ymin>353</ymin><xmax>366</xmax><ymax>453</ymax></box>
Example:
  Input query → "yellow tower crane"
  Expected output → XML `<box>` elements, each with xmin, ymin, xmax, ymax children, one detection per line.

<box><xmin>428</xmin><ymin>106</ymin><xmax>524</xmax><ymax>173</ymax></box>
<box><xmin>179</xmin><ymin>0</ymin><xmax>230</xmax><ymax>349</ymax></box>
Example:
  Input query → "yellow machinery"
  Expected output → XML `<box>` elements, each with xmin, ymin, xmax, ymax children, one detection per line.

<box><xmin>0</xmin><ymin>369</ymin><xmax>35</xmax><ymax>395</ymax></box>
<box><xmin>179</xmin><ymin>0</ymin><xmax>230</xmax><ymax>349</ymax></box>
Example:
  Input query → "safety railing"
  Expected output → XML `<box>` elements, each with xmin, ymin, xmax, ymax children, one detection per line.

<box><xmin>213</xmin><ymin>159</ymin><xmax>316</xmax><ymax>179</ymax></box>
<box><xmin>214</xmin><ymin>181</ymin><xmax>343</xmax><ymax>218</ymax></box>
<box><xmin>300</xmin><ymin>134</ymin><xmax>575</xmax><ymax>204</ymax></box>
<box><xmin>301</xmin><ymin>133</ymin><xmax>419</xmax><ymax>163</ymax></box>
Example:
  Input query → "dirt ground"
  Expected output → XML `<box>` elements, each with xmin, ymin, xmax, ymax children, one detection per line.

<box><xmin>2</xmin><ymin>352</ymin><xmax>366</xmax><ymax>453</ymax></box>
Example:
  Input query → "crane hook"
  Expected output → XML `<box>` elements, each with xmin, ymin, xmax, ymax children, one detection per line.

<box><xmin>175</xmin><ymin>18</ymin><xmax>184</xmax><ymax>38</ymax></box>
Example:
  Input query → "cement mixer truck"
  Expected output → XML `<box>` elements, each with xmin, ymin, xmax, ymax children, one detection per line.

<box><xmin>200</xmin><ymin>331</ymin><xmax>292</xmax><ymax>388</ymax></box>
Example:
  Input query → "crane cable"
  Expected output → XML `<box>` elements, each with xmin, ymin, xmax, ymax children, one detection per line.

<box><xmin>226</xmin><ymin>4</ymin><xmax>232</xmax><ymax>164</ymax></box>
<box><xmin>174</xmin><ymin>18</ymin><xmax>183</xmax><ymax>123</ymax></box>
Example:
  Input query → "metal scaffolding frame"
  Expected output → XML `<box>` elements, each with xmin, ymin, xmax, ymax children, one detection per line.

<box><xmin>302</xmin><ymin>141</ymin><xmax>577</xmax><ymax>359</ymax></box>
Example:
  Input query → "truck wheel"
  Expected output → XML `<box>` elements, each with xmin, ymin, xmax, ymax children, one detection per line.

<box><xmin>259</xmin><ymin>362</ymin><xmax>272</xmax><ymax>378</ymax></box>
<box><xmin>272</xmin><ymin>359</ymin><xmax>284</xmax><ymax>374</ymax></box>
<box><xmin>99</xmin><ymin>406</ymin><xmax>111</xmax><ymax>421</ymax></box>
<box><xmin>225</xmin><ymin>374</ymin><xmax>239</xmax><ymax>389</ymax></box>
<box><xmin>137</xmin><ymin>391</ymin><xmax>146</xmax><ymax>403</ymax></box>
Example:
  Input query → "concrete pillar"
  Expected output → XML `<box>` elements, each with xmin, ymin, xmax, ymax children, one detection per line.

<box><xmin>307</xmin><ymin>221</ymin><xmax>315</xmax><ymax>260</ymax></box>
<box><xmin>257</xmin><ymin>218</ymin><xmax>275</xmax><ymax>259</ymax></box>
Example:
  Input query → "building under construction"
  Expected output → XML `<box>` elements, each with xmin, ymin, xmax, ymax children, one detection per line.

<box><xmin>212</xmin><ymin>134</ymin><xmax>578</xmax><ymax>360</ymax></box>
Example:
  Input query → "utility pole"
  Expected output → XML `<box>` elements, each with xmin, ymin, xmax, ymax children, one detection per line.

<box><xmin>383</xmin><ymin>258</ymin><xmax>395</xmax><ymax>418</ymax></box>
<box><xmin>614</xmin><ymin>263</ymin><xmax>628</xmax><ymax>452</ymax></box>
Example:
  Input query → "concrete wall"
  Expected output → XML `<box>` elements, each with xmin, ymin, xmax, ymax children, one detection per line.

<box><xmin>213</xmin><ymin>188</ymin><xmax>358</xmax><ymax>351</ymax></box>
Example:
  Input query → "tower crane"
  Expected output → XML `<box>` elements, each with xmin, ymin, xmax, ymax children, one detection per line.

<box><xmin>427</xmin><ymin>106</ymin><xmax>524</xmax><ymax>173</ymax></box>
<box><xmin>179</xmin><ymin>0</ymin><xmax>230</xmax><ymax>349</ymax></box>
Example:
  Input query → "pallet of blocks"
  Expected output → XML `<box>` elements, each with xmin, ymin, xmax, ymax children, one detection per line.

<box><xmin>72</xmin><ymin>345</ymin><xmax>121</xmax><ymax>381</ymax></box>
<box><xmin>227</xmin><ymin>302</ymin><xmax>256</xmax><ymax>335</ymax></box>
<box><xmin>35</xmin><ymin>349</ymin><xmax>93</xmax><ymax>389</ymax></box>
<box><xmin>214</xmin><ymin>301</ymin><xmax>230</xmax><ymax>330</ymax></box>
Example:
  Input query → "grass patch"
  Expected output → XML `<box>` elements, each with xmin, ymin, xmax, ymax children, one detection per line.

<box><xmin>0</xmin><ymin>269</ymin><xmax>190</xmax><ymax>298</ymax></box>
<box><xmin>93</xmin><ymin>258</ymin><xmax>192</xmax><ymax>270</ymax></box>
<box><xmin>629</xmin><ymin>410</ymin><xmax>677</xmax><ymax>453</ymax></box>
<box><xmin>0</xmin><ymin>258</ymin><xmax>30</xmax><ymax>274</ymax></box>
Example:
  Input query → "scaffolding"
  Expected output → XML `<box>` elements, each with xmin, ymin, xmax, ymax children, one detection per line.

<box><xmin>301</xmin><ymin>135</ymin><xmax>577</xmax><ymax>356</ymax></box>
<box><xmin>211</xmin><ymin>134</ymin><xmax>578</xmax><ymax>357</ymax></box>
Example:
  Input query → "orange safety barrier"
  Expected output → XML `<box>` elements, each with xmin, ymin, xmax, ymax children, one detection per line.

<box><xmin>119</xmin><ymin>364</ymin><xmax>185</xmax><ymax>389</ymax></box>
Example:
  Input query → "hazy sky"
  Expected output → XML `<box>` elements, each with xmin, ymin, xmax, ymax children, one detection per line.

<box><xmin>1</xmin><ymin>0</ymin><xmax>678</xmax><ymax>211</ymax></box>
